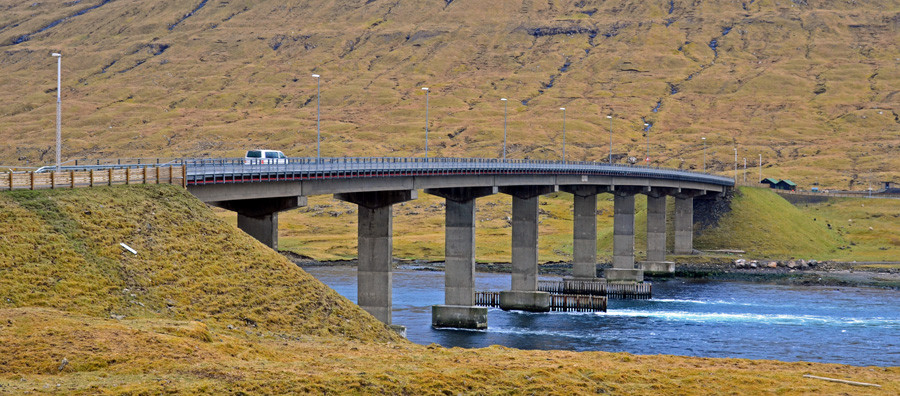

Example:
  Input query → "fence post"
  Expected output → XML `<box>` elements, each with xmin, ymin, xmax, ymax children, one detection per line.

<box><xmin>182</xmin><ymin>166</ymin><xmax>187</xmax><ymax>188</ymax></box>
<box><xmin>169</xmin><ymin>166</ymin><xmax>174</xmax><ymax>184</ymax></box>
<box><xmin>89</xmin><ymin>170</ymin><xmax>94</xmax><ymax>187</ymax></box>
<box><xmin>70</xmin><ymin>171</ymin><xmax>75</xmax><ymax>189</ymax></box>
<box><xmin>51</xmin><ymin>172</ymin><xmax>55</xmax><ymax>189</ymax></box>
<box><xmin>126</xmin><ymin>168</ymin><xmax>130</xmax><ymax>185</ymax></box>
<box><xmin>143</xmin><ymin>166</ymin><xmax>147</xmax><ymax>184</ymax></box>
<box><xmin>7</xmin><ymin>172</ymin><xmax>12</xmax><ymax>191</ymax></box>
<box><xmin>30</xmin><ymin>172</ymin><xmax>34</xmax><ymax>190</ymax></box>
<box><xmin>155</xmin><ymin>167</ymin><xmax>160</xmax><ymax>184</ymax></box>
<box><xmin>108</xmin><ymin>168</ymin><xmax>113</xmax><ymax>186</ymax></box>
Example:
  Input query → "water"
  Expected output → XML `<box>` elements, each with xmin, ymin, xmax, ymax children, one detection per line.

<box><xmin>303</xmin><ymin>266</ymin><xmax>900</xmax><ymax>367</ymax></box>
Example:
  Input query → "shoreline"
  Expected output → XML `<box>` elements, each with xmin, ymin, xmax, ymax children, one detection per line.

<box><xmin>284</xmin><ymin>252</ymin><xmax>900</xmax><ymax>290</ymax></box>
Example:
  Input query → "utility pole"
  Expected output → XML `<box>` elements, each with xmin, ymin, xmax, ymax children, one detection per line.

<box><xmin>52</xmin><ymin>52</ymin><xmax>61</xmax><ymax>171</ymax></box>
<box><xmin>743</xmin><ymin>158</ymin><xmax>747</xmax><ymax>183</ymax></box>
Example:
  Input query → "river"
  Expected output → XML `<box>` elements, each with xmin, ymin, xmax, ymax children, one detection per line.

<box><xmin>302</xmin><ymin>265</ymin><xmax>900</xmax><ymax>367</ymax></box>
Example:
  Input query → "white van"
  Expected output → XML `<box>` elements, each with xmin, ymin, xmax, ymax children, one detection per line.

<box><xmin>244</xmin><ymin>150</ymin><xmax>287</xmax><ymax>164</ymax></box>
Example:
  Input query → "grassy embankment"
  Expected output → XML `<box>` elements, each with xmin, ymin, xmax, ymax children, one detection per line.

<box><xmin>218</xmin><ymin>186</ymin><xmax>898</xmax><ymax>265</ymax></box>
<box><xmin>2</xmin><ymin>185</ymin><xmax>898</xmax><ymax>393</ymax></box>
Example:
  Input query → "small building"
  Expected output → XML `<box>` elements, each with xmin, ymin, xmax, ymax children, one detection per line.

<box><xmin>883</xmin><ymin>181</ymin><xmax>900</xmax><ymax>194</ymax></box>
<box><xmin>774</xmin><ymin>180</ymin><xmax>797</xmax><ymax>191</ymax></box>
<box><xmin>760</xmin><ymin>178</ymin><xmax>779</xmax><ymax>188</ymax></box>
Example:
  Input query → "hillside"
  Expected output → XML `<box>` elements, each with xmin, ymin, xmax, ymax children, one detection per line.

<box><xmin>0</xmin><ymin>184</ymin><xmax>400</xmax><ymax>342</ymax></box>
<box><xmin>2</xmin><ymin>186</ymin><xmax>899</xmax><ymax>393</ymax></box>
<box><xmin>0</xmin><ymin>0</ymin><xmax>898</xmax><ymax>190</ymax></box>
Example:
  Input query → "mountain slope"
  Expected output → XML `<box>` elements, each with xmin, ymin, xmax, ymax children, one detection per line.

<box><xmin>0</xmin><ymin>0</ymin><xmax>897</xmax><ymax>189</ymax></box>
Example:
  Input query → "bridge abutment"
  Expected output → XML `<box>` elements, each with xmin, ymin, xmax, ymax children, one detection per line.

<box><xmin>335</xmin><ymin>190</ymin><xmax>417</xmax><ymax>327</ymax></box>
<box><xmin>498</xmin><ymin>186</ymin><xmax>556</xmax><ymax>312</ymax></box>
<box><xmin>426</xmin><ymin>187</ymin><xmax>496</xmax><ymax>329</ymax></box>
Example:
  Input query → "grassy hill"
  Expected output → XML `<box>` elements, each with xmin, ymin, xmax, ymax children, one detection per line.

<box><xmin>0</xmin><ymin>0</ymin><xmax>897</xmax><ymax>190</ymax></box>
<box><xmin>2</xmin><ymin>185</ymin><xmax>899</xmax><ymax>393</ymax></box>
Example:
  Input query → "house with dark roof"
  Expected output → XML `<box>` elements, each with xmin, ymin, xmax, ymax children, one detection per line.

<box><xmin>775</xmin><ymin>180</ymin><xmax>797</xmax><ymax>191</ymax></box>
<box><xmin>760</xmin><ymin>178</ymin><xmax>779</xmax><ymax>188</ymax></box>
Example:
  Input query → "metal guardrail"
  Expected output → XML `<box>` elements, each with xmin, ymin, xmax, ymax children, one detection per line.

<box><xmin>173</xmin><ymin>157</ymin><xmax>736</xmax><ymax>187</ymax></box>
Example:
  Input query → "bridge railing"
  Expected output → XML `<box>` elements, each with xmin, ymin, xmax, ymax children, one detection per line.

<box><xmin>1</xmin><ymin>166</ymin><xmax>186</xmax><ymax>191</ymax></box>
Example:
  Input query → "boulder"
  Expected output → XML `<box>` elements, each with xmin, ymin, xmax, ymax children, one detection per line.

<box><xmin>787</xmin><ymin>260</ymin><xmax>798</xmax><ymax>269</ymax></box>
<box><xmin>734</xmin><ymin>259</ymin><xmax>746</xmax><ymax>268</ymax></box>
<box><xmin>767</xmin><ymin>261</ymin><xmax>778</xmax><ymax>269</ymax></box>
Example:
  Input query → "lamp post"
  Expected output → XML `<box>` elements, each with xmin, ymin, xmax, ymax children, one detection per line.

<box><xmin>312</xmin><ymin>74</ymin><xmax>321</xmax><ymax>160</ymax></box>
<box><xmin>758</xmin><ymin>154</ymin><xmax>762</xmax><ymax>183</ymax></box>
<box><xmin>607</xmin><ymin>115</ymin><xmax>613</xmax><ymax>164</ymax></box>
<box><xmin>702</xmin><ymin>137</ymin><xmax>707</xmax><ymax>172</ymax></box>
<box><xmin>644</xmin><ymin>123</ymin><xmax>650</xmax><ymax>165</ymax></box>
<box><xmin>501</xmin><ymin>98</ymin><xmax>508</xmax><ymax>160</ymax></box>
<box><xmin>733</xmin><ymin>147</ymin><xmax>738</xmax><ymax>181</ymax></box>
<box><xmin>560</xmin><ymin>107</ymin><xmax>566</xmax><ymax>161</ymax></box>
<box><xmin>422</xmin><ymin>87</ymin><xmax>429</xmax><ymax>158</ymax></box>
<box><xmin>52</xmin><ymin>52</ymin><xmax>61</xmax><ymax>171</ymax></box>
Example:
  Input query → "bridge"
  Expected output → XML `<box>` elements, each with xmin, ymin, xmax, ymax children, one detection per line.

<box><xmin>180</xmin><ymin>157</ymin><xmax>733</xmax><ymax>331</ymax></box>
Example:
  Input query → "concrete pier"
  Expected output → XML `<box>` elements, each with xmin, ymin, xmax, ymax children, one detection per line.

<box><xmin>674</xmin><ymin>194</ymin><xmax>695</xmax><ymax>255</ymax></box>
<box><xmin>335</xmin><ymin>190</ymin><xmax>416</xmax><ymax>326</ymax></box>
<box><xmin>606</xmin><ymin>189</ymin><xmax>643</xmax><ymax>282</ymax></box>
<box><xmin>561</xmin><ymin>186</ymin><xmax>607</xmax><ymax>280</ymax></box>
<box><xmin>639</xmin><ymin>192</ymin><xmax>675</xmax><ymax>275</ymax></box>
<box><xmin>426</xmin><ymin>187</ymin><xmax>496</xmax><ymax>329</ymax></box>
<box><xmin>498</xmin><ymin>186</ymin><xmax>556</xmax><ymax>312</ymax></box>
<box><xmin>211</xmin><ymin>196</ymin><xmax>307</xmax><ymax>249</ymax></box>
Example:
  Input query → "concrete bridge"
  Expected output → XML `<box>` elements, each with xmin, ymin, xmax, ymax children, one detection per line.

<box><xmin>184</xmin><ymin>157</ymin><xmax>733</xmax><ymax>330</ymax></box>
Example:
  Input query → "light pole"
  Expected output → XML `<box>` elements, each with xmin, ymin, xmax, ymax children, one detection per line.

<box><xmin>501</xmin><ymin>98</ymin><xmax>508</xmax><ymax>160</ymax></box>
<box><xmin>422</xmin><ymin>87</ymin><xmax>429</xmax><ymax>158</ymax></box>
<box><xmin>758</xmin><ymin>154</ymin><xmax>762</xmax><ymax>183</ymax></box>
<box><xmin>52</xmin><ymin>52</ymin><xmax>61</xmax><ymax>171</ymax></box>
<box><xmin>560</xmin><ymin>107</ymin><xmax>566</xmax><ymax>161</ymax></box>
<box><xmin>702</xmin><ymin>137</ymin><xmax>707</xmax><ymax>172</ymax></box>
<box><xmin>607</xmin><ymin>115</ymin><xmax>613</xmax><ymax>164</ymax></box>
<box><xmin>733</xmin><ymin>147</ymin><xmax>738</xmax><ymax>181</ymax></box>
<box><xmin>743</xmin><ymin>157</ymin><xmax>747</xmax><ymax>183</ymax></box>
<box><xmin>312</xmin><ymin>74</ymin><xmax>321</xmax><ymax>160</ymax></box>
<box><xmin>644</xmin><ymin>123</ymin><xmax>650</xmax><ymax>165</ymax></box>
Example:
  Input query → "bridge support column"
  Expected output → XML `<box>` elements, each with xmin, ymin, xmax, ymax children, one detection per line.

<box><xmin>497</xmin><ymin>186</ymin><xmax>556</xmax><ymax>312</ymax></box>
<box><xmin>426</xmin><ymin>187</ymin><xmax>496</xmax><ymax>329</ymax></box>
<box><xmin>335</xmin><ymin>190</ymin><xmax>417</xmax><ymax>329</ymax></box>
<box><xmin>606</xmin><ymin>189</ymin><xmax>643</xmax><ymax>282</ymax></box>
<box><xmin>639</xmin><ymin>192</ymin><xmax>675</xmax><ymax>275</ymax></box>
<box><xmin>561</xmin><ymin>186</ymin><xmax>607</xmax><ymax>280</ymax></box>
<box><xmin>674</xmin><ymin>193</ymin><xmax>697</xmax><ymax>255</ymax></box>
<box><xmin>210</xmin><ymin>196</ymin><xmax>307</xmax><ymax>250</ymax></box>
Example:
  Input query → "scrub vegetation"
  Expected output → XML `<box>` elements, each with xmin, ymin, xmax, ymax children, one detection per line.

<box><xmin>0</xmin><ymin>0</ymin><xmax>897</xmax><ymax>190</ymax></box>
<box><xmin>2</xmin><ymin>185</ymin><xmax>898</xmax><ymax>394</ymax></box>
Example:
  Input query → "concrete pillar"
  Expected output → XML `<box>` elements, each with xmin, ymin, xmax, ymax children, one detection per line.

<box><xmin>560</xmin><ymin>185</ymin><xmax>607</xmax><ymax>280</ymax></box>
<box><xmin>639</xmin><ymin>192</ymin><xmax>675</xmax><ymax>275</ymax></box>
<box><xmin>335</xmin><ymin>190</ymin><xmax>417</xmax><ymax>327</ymax></box>
<box><xmin>210</xmin><ymin>196</ymin><xmax>307</xmax><ymax>249</ymax></box>
<box><xmin>425</xmin><ymin>187</ymin><xmax>496</xmax><ymax>329</ymax></box>
<box><xmin>675</xmin><ymin>195</ymin><xmax>694</xmax><ymax>255</ymax></box>
<box><xmin>497</xmin><ymin>186</ymin><xmax>556</xmax><ymax>312</ymax></box>
<box><xmin>237</xmin><ymin>213</ymin><xmax>279</xmax><ymax>249</ymax></box>
<box><xmin>606</xmin><ymin>189</ymin><xmax>643</xmax><ymax>282</ymax></box>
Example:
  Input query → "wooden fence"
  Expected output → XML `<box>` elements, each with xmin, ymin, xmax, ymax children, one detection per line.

<box><xmin>0</xmin><ymin>166</ymin><xmax>186</xmax><ymax>191</ymax></box>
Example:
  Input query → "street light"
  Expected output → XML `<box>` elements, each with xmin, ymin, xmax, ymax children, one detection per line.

<box><xmin>312</xmin><ymin>74</ymin><xmax>321</xmax><ymax>160</ymax></box>
<box><xmin>560</xmin><ymin>107</ymin><xmax>566</xmax><ymax>161</ymax></box>
<box><xmin>644</xmin><ymin>123</ymin><xmax>650</xmax><ymax>165</ymax></box>
<box><xmin>52</xmin><ymin>52</ymin><xmax>61</xmax><ymax>171</ymax></box>
<box><xmin>501</xmin><ymin>98</ymin><xmax>508</xmax><ymax>160</ymax></box>
<box><xmin>607</xmin><ymin>115</ymin><xmax>613</xmax><ymax>164</ymax></box>
<box><xmin>422</xmin><ymin>87</ymin><xmax>429</xmax><ymax>158</ymax></box>
<box><xmin>733</xmin><ymin>147</ymin><xmax>738</xmax><ymax>181</ymax></box>
<box><xmin>702</xmin><ymin>137</ymin><xmax>707</xmax><ymax>172</ymax></box>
